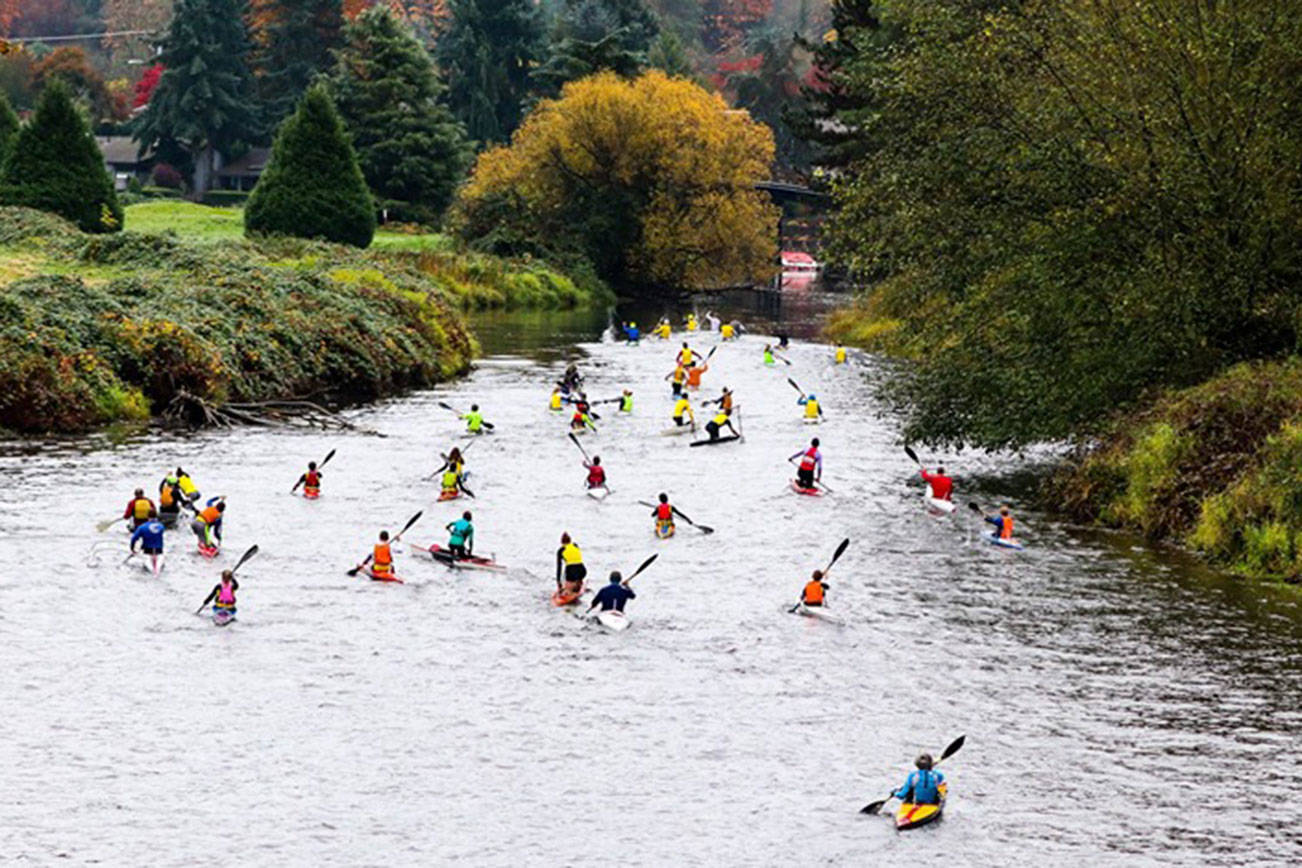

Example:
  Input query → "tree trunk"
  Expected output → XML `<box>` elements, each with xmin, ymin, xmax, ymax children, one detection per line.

<box><xmin>190</xmin><ymin>144</ymin><xmax>215</xmax><ymax>199</ymax></box>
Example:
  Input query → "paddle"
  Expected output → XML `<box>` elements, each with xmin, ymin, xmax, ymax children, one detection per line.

<box><xmin>789</xmin><ymin>537</ymin><xmax>850</xmax><ymax>612</ymax></box>
<box><xmin>438</xmin><ymin>401</ymin><xmax>495</xmax><ymax>430</ymax></box>
<box><xmin>636</xmin><ymin>501</ymin><xmax>713</xmax><ymax>534</ymax></box>
<box><xmin>787</xmin><ymin>377</ymin><xmax>805</xmax><ymax>396</ymax></box>
<box><xmin>623</xmin><ymin>553</ymin><xmax>658</xmax><ymax>585</ymax></box>
<box><xmin>705</xmin><ymin>345</ymin><xmax>718</xmax><ymax>362</ymax></box>
<box><xmin>96</xmin><ymin>515</ymin><xmax>126</xmax><ymax>533</ymax></box>
<box><xmin>859</xmin><ymin>735</ymin><xmax>966</xmax><ymax>815</ymax></box>
<box><xmin>194</xmin><ymin>545</ymin><xmax>259</xmax><ymax>614</ymax></box>
<box><xmin>292</xmin><ymin>448</ymin><xmax>336</xmax><ymax>492</ymax></box>
<box><xmin>569</xmin><ymin>431</ymin><xmax>592</xmax><ymax>463</ymax></box>
<box><xmin>904</xmin><ymin>444</ymin><xmax>922</xmax><ymax>467</ymax></box>
<box><xmin>786</xmin><ymin>454</ymin><xmax>832</xmax><ymax>492</ymax></box>
<box><xmin>347</xmin><ymin>511</ymin><xmax>422</xmax><ymax>576</ymax></box>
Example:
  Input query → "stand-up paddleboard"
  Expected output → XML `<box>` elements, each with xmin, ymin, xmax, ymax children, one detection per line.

<box><xmin>984</xmin><ymin>533</ymin><xmax>1024</xmax><ymax>551</ymax></box>
<box><xmin>690</xmin><ymin>435</ymin><xmax>741</xmax><ymax>447</ymax></box>
<box><xmin>551</xmin><ymin>585</ymin><xmax>585</xmax><ymax>607</ymax></box>
<box><xmin>426</xmin><ymin>544</ymin><xmax>508</xmax><ymax>572</ymax></box>
<box><xmin>211</xmin><ymin>607</ymin><xmax>236</xmax><ymax>627</ymax></box>
<box><xmin>791</xmin><ymin>480</ymin><xmax>822</xmax><ymax>496</ymax></box>
<box><xmin>595</xmin><ymin>609</ymin><xmax>630</xmax><ymax>631</ymax></box>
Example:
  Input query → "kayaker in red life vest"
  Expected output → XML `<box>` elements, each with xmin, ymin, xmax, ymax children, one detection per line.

<box><xmin>789</xmin><ymin>438</ymin><xmax>823</xmax><ymax>489</ymax></box>
<box><xmin>585</xmin><ymin>456</ymin><xmax>607</xmax><ymax>491</ymax></box>
<box><xmin>651</xmin><ymin>492</ymin><xmax>675</xmax><ymax>536</ymax></box>
<box><xmin>801</xmin><ymin>570</ymin><xmax>828</xmax><ymax>607</ymax></box>
<box><xmin>123</xmin><ymin>488</ymin><xmax>157</xmax><ymax>530</ymax></box>
<box><xmin>920</xmin><ymin>466</ymin><xmax>953</xmax><ymax>501</ymax></box>
<box><xmin>984</xmin><ymin>505</ymin><xmax>1015</xmax><ymax>540</ymax></box>
<box><xmin>292</xmin><ymin>461</ymin><xmax>323</xmax><ymax>496</ymax></box>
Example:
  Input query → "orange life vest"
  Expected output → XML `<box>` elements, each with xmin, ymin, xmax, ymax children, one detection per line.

<box><xmin>159</xmin><ymin>485</ymin><xmax>175</xmax><ymax>508</ymax></box>
<box><xmin>1000</xmin><ymin>515</ymin><xmax>1014</xmax><ymax>539</ymax></box>
<box><xmin>373</xmin><ymin>542</ymin><xmax>393</xmax><ymax>573</ymax></box>
<box><xmin>687</xmin><ymin>367</ymin><xmax>703</xmax><ymax>386</ymax></box>
<box><xmin>656</xmin><ymin>503</ymin><xmax>673</xmax><ymax>522</ymax></box>
<box><xmin>199</xmin><ymin>505</ymin><xmax>222</xmax><ymax>524</ymax></box>
<box><xmin>803</xmin><ymin>580</ymin><xmax>825</xmax><ymax>605</ymax></box>
<box><xmin>679</xmin><ymin>348</ymin><xmax>693</xmax><ymax>366</ymax></box>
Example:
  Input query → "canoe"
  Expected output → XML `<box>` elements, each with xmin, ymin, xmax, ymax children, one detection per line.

<box><xmin>654</xmin><ymin>522</ymin><xmax>675</xmax><ymax>539</ymax></box>
<box><xmin>426</xmin><ymin>544</ymin><xmax>507</xmax><ymax>572</ymax></box>
<box><xmin>791</xmin><ymin>480</ymin><xmax>822</xmax><ymax>496</ymax></box>
<box><xmin>367</xmin><ymin>569</ymin><xmax>405</xmax><ymax>583</ymax></box>
<box><xmin>211</xmin><ymin>606</ymin><xmax>236</xmax><ymax>627</ymax></box>
<box><xmin>595</xmin><ymin>609</ymin><xmax>630</xmax><ymax>632</ymax></box>
<box><xmin>660</xmin><ymin>424</ymin><xmax>696</xmax><ymax>436</ymax></box>
<box><xmin>690</xmin><ymin>435</ymin><xmax>741</xmax><ymax>447</ymax></box>
<box><xmin>985</xmin><ymin>533</ymin><xmax>1025</xmax><ymax>551</ymax></box>
<box><xmin>551</xmin><ymin>585</ymin><xmax>585</xmax><ymax>606</ymax></box>
<box><xmin>896</xmin><ymin>782</ymin><xmax>947</xmax><ymax>831</ymax></box>
<box><xmin>437</xmin><ymin>489</ymin><xmax>462</xmax><ymax>502</ymax></box>
<box><xmin>924</xmin><ymin>495</ymin><xmax>956</xmax><ymax>515</ymax></box>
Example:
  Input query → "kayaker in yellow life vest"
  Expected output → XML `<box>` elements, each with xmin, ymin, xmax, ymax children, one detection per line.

<box><xmin>721</xmin><ymin>323</ymin><xmax>735</xmax><ymax>341</ymax></box>
<box><xmin>704</xmin><ymin>409</ymin><xmax>737</xmax><ymax>441</ymax></box>
<box><xmin>677</xmin><ymin>342</ymin><xmax>701</xmax><ymax>368</ymax></box>
<box><xmin>462</xmin><ymin>404</ymin><xmax>485</xmax><ymax>433</ymax></box>
<box><xmin>801</xmin><ymin>570</ymin><xmax>828</xmax><ymax>607</ymax></box>
<box><xmin>122</xmin><ymin>488</ymin><xmax>156</xmax><ymax>530</ymax></box>
<box><xmin>798</xmin><ymin>393</ymin><xmax>824</xmax><ymax>420</ymax></box>
<box><xmin>618</xmin><ymin>389</ymin><xmax>634</xmax><ymax>413</ymax></box>
<box><xmin>666</xmin><ymin>364</ymin><xmax>687</xmax><ymax>397</ymax></box>
<box><xmin>672</xmin><ymin>396</ymin><xmax>695</xmax><ymax>428</ymax></box>
<box><xmin>176</xmin><ymin>467</ymin><xmax>199</xmax><ymax>503</ymax></box>
<box><xmin>685</xmin><ymin>314</ymin><xmax>698</xmax><ymax>332</ymax></box>
<box><xmin>549</xmin><ymin>387</ymin><xmax>564</xmax><ymax>412</ymax></box>
<box><xmin>834</xmin><ymin>344</ymin><xmax>847</xmax><ymax>364</ymax></box>
<box><xmin>556</xmin><ymin>532</ymin><xmax>586</xmax><ymax>596</ymax></box>
<box><xmin>655</xmin><ymin>320</ymin><xmax>671</xmax><ymax>339</ymax></box>
<box><xmin>435</xmin><ymin>446</ymin><xmax>466</xmax><ymax>498</ymax></box>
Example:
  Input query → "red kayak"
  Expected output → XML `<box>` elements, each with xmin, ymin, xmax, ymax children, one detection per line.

<box><xmin>791</xmin><ymin>480</ymin><xmax>822</xmax><ymax>496</ymax></box>
<box><xmin>551</xmin><ymin>585</ymin><xmax>585</xmax><ymax>606</ymax></box>
<box><xmin>425</xmin><ymin>544</ymin><xmax>507</xmax><ymax>572</ymax></box>
<box><xmin>303</xmin><ymin>489</ymin><xmax>320</xmax><ymax>500</ymax></box>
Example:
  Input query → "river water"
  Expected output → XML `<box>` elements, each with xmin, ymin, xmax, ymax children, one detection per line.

<box><xmin>2</xmin><ymin>294</ymin><xmax>1300</xmax><ymax>866</ymax></box>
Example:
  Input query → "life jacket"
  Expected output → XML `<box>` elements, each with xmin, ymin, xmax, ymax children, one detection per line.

<box><xmin>550</xmin><ymin>393</ymin><xmax>562</xmax><ymax>410</ymax></box>
<box><xmin>673</xmin><ymin>399</ymin><xmax>691</xmax><ymax>418</ymax></box>
<box><xmin>655</xmin><ymin>503</ymin><xmax>673</xmax><ymax>522</ymax></box>
<box><xmin>799</xmin><ymin>448</ymin><xmax>819</xmax><ymax>472</ymax></box>
<box><xmin>199</xmin><ymin>505</ymin><xmax>222</xmax><ymax>524</ymax></box>
<box><xmin>441</xmin><ymin>470</ymin><xmax>459</xmax><ymax>491</ymax></box>
<box><xmin>687</xmin><ymin>367</ymin><xmax>704</xmax><ymax>386</ymax></box>
<box><xmin>835</xmin><ymin>347</ymin><xmax>847</xmax><ymax>363</ymax></box>
<box><xmin>216</xmin><ymin>583</ymin><xmax>236</xmax><ymax>606</ymax></box>
<box><xmin>464</xmin><ymin>412</ymin><xmax>483</xmax><ymax>431</ymax></box>
<box><xmin>712</xmin><ymin>412</ymin><xmax>728</xmax><ymax>427</ymax></box>
<box><xmin>803</xmin><ymin>580</ymin><xmax>825</xmax><ymax>605</ymax></box>
<box><xmin>587</xmin><ymin>465</ymin><xmax>605</xmax><ymax>485</ymax></box>
<box><xmin>678</xmin><ymin>348</ymin><xmax>693</xmax><ymax>366</ymax></box>
<box><xmin>305</xmin><ymin>470</ymin><xmax>320</xmax><ymax>488</ymax></box>
<box><xmin>561</xmin><ymin>543</ymin><xmax>583</xmax><ymax>565</ymax></box>
<box><xmin>999</xmin><ymin>514</ymin><xmax>1014</xmax><ymax>539</ymax></box>
<box><xmin>159</xmin><ymin>483</ymin><xmax>176</xmax><ymax>508</ymax></box>
<box><xmin>721</xmin><ymin>394</ymin><xmax>733</xmax><ymax>412</ymax></box>
<box><xmin>686</xmin><ymin>319</ymin><xmax>697</xmax><ymax>332</ymax></box>
<box><xmin>620</xmin><ymin>395</ymin><xmax>633</xmax><ymax>412</ymax></box>
<box><xmin>572</xmin><ymin>411</ymin><xmax>585</xmax><ymax>426</ymax></box>
<box><xmin>721</xmin><ymin>324</ymin><xmax>734</xmax><ymax>338</ymax></box>
<box><xmin>763</xmin><ymin>349</ymin><xmax>774</xmax><ymax>363</ymax></box>
<box><xmin>804</xmin><ymin>399</ymin><xmax>819</xmax><ymax>418</ymax></box>
<box><xmin>373</xmin><ymin>542</ymin><xmax>393</xmax><ymax>572</ymax></box>
<box><xmin>672</xmin><ymin>367</ymin><xmax>686</xmax><ymax>383</ymax></box>
<box><xmin>178</xmin><ymin>475</ymin><xmax>197</xmax><ymax>496</ymax></box>
<box><xmin>132</xmin><ymin>498</ymin><xmax>153</xmax><ymax>520</ymax></box>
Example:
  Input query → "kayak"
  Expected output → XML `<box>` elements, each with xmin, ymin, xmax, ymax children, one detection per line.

<box><xmin>660</xmin><ymin>424</ymin><xmax>696</xmax><ymax>436</ymax></box>
<box><xmin>896</xmin><ymin>782</ymin><xmax>947</xmax><ymax>831</ymax></box>
<box><xmin>198</xmin><ymin>543</ymin><xmax>220</xmax><ymax>558</ymax></box>
<box><xmin>586</xmin><ymin>487</ymin><xmax>610</xmax><ymax>501</ymax></box>
<box><xmin>426</xmin><ymin>544</ymin><xmax>507</xmax><ymax>572</ymax></box>
<box><xmin>211</xmin><ymin>606</ymin><xmax>236</xmax><ymax>627</ymax></box>
<box><xmin>690</xmin><ymin>435</ymin><xmax>741</xmax><ymax>447</ymax></box>
<box><xmin>367</xmin><ymin>569</ymin><xmax>405</xmax><ymax>583</ymax></box>
<box><xmin>551</xmin><ymin>585</ymin><xmax>585</xmax><ymax>606</ymax></box>
<box><xmin>924</xmin><ymin>495</ymin><xmax>956</xmax><ymax>515</ymax></box>
<box><xmin>158</xmin><ymin>512</ymin><xmax>181</xmax><ymax>529</ymax></box>
<box><xmin>794</xmin><ymin>603</ymin><xmax>839</xmax><ymax>622</ymax></box>
<box><xmin>791</xmin><ymin>480</ymin><xmax>822</xmax><ymax>496</ymax></box>
<box><xmin>303</xmin><ymin>489</ymin><xmax>321</xmax><ymax>500</ymax></box>
<box><xmin>595</xmin><ymin>609</ymin><xmax>630</xmax><ymax>632</ymax></box>
<box><xmin>570</xmin><ymin>427</ymin><xmax>593</xmax><ymax>436</ymax></box>
<box><xmin>437</xmin><ymin>489</ymin><xmax>462</xmax><ymax>502</ymax></box>
<box><xmin>655</xmin><ymin>522</ymin><xmax>675</xmax><ymax>539</ymax></box>
<box><xmin>802</xmin><ymin>416</ymin><xmax>823</xmax><ymax>425</ymax></box>
<box><xmin>985</xmin><ymin>533</ymin><xmax>1025</xmax><ymax>551</ymax></box>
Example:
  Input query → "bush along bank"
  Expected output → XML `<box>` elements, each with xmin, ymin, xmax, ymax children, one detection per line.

<box><xmin>0</xmin><ymin>207</ymin><xmax>607</xmax><ymax>434</ymax></box>
<box><xmin>1050</xmin><ymin>359</ymin><xmax>1302</xmax><ymax>583</ymax></box>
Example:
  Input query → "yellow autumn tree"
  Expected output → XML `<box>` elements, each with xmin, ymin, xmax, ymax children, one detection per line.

<box><xmin>456</xmin><ymin>70</ymin><xmax>778</xmax><ymax>291</ymax></box>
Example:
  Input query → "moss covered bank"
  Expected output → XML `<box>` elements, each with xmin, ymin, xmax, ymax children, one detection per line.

<box><xmin>0</xmin><ymin>206</ymin><xmax>609</xmax><ymax>434</ymax></box>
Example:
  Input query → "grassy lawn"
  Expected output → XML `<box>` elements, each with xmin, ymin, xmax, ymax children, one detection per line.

<box><xmin>123</xmin><ymin>200</ymin><xmax>454</xmax><ymax>251</ymax></box>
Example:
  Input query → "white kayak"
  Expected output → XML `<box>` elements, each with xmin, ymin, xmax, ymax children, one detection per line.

<box><xmin>802</xmin><ymin>416</ymin><xmax>823</xmax><ymax>425</ymax></box>
<box><xmin>660</xmin><ymin>424</ymin><xmax>696</xmax><ymax>436</ymax></box>
<box><xmin>595</xmin><ymin>609</ymin><xmax>631</xmax><ymax>632</ymax></box>
<box><xmin>924</xmin><ymin>495</ymin><xmax>956</xmax><ymax>515</ymax></box>
<box><xmin>586</xmin><ymin>487</ymin><xmax>611</xmax><ymax>501</ymax></box>
<box><xmin>984</xmin><ymin>533</ymin><xmax>1025</xmax><ymax>551</ymax></box>
<box><xmin>795</xmin><ymin>603</ymin><xmax>842</xmax><ymax>623</ymax></box>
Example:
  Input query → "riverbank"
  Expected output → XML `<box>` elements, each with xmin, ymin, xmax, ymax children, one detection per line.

<box><xmin>0</xmin><ymin>205</ymin><xmax>610</xmax><ymax>434</ymax></box>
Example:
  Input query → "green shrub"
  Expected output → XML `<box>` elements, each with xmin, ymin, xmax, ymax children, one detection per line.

<box><xmin>201</xmin><ymin>190</ymin><xmax>249</xmax><ymax>207</ymax></box>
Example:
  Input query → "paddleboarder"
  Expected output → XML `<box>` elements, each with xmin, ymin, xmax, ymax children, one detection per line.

<box><xmin>586</xmin><ymin>571</ymin><xmax>635</xmax><ymax>615</ymax></box>
<box><xmin>800</xmin><ymin>570</ymin><xmax>828</xmax><ymax>607</ymax></box>
<box><xmin>122</xmin><ymin>488</ymin><xmax>156</xmax><ymax>531</ymax></box>
<box><xmin>446</xmin><ymin>511</ymin><xmax>475</xmax><ymax>559</ymax></box>
<box><xmin>292</xmin><ymin>461</ymin><xmax>323</xmax><ymax>497</ymax></box>
<box><xmin>671</xmin><ymin>395</ymin><xmax>695</xmax><ymax>428</ymax></box>
<box><xmin>129</xmin><ymin>516</ymin><xmax>167</xmax><ymax>574</ymax></box>
<box><xmin>920</xmin><ymin>465</ymin><xmax>953</xmax><ymax>502</ymax></box>
<box><xmin>704</xmin><ymin>409</ymin><xmax>737</xmax><ymax>442</ymax></box>
<box><xmin>790</xmin><ymin>438</ymin><xmax>823</xmax><ymax>490</ymax></box>
<box><xmin>893</xmin><ymin>755</ymin><xmax>945</xmax><ymax>806</ymax></box>
<box><xmin>199</xmin><ymin>570</ymin><xmax>238</xmax><ymax>619</ymax></box>
<box><xmin>556</xmin><ymin>533</ymin><xmax>586</xmax><ymax>596</ymax></box>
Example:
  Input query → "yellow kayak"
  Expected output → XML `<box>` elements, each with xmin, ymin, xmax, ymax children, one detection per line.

<box><xmin>895</xmin><ymin>782</ymin><xmax>946</xmax><ymax>831</ymax></box>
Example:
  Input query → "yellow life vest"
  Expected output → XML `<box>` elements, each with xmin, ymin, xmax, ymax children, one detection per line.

<box><xmin>712</xmin><ymin>412</ymin><xmax>728</xmax><ymax>426</ymax></box>
<box><xmin>561</xmin><ymin>543</ymin><xmax>583</xmax><ymax>565</ymax></box>
<box><xmin>673</xmin><ymin>398</ymin><xmax>691</xmax><ymax>417</ymax></box>
<box><xmin>178</xmin><ymin>475</ymin><xmax>197</xmax><ymax>496</ymax></box>
<box><xmin>835</xmin><ymin>347</ymin><xmax>847</xmax><ymax>364</ymax></box>
<box><xmin>805</xmin><ymin>399</ymin><xmax>820</xmax><ymax>418</ymax></box>
<box><xmin>549</xmin><ymin>392</ymin><xmax>562</xmax><ymax>410</ymax></box>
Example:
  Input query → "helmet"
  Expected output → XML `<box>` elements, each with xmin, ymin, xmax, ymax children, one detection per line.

<box><xmin>807</xmin><ymin>393</ymin><xmax>816</xmax><ymax>401</ymax></box>
<box><xmin>915</xmin><ymin>754</ymin><xmax>933</xmax><ymax>770</ymax></box>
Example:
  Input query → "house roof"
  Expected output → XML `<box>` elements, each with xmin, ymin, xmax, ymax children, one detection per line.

<box><xmin>217</xmin><ymin>147</ymin><xmax>272</xmax><ymax>177</ymax></box>
<box><xmin>97</xmin><ymin>135</ymin><xmax>151</xmax><ymax>166</ymax></box>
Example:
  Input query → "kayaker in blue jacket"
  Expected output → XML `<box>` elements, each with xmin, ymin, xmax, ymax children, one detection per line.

<box><xmin>586</xmin><ymin>571</ymin><xmax>635</xmax><ymax>614</ymax></box>
<box><xmin>129</xmin><ymin>517</ymin><xmax>167</xmax><ymax>574</ymax></box>
<box><xmin>623</xmin><ymin>322</ymin><xmax>640</xmax><ymax>344</ymax></box>
<box><xmin>446</xmin><ymin>511</ymin><xmax>474</xmax><ymax>559</ymax></box>
<box><xmin>893</xmin><ymin>754</ymin><xmax>945</xmax><ymax>805</ymax></box>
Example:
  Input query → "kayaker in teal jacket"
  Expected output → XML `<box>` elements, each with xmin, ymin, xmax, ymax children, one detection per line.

<box><xmin>446</xmin><ymin>511</ymin><xmax>474</xmax><ymax>559</ymax></box>
<box><xmin>893</xmin><ymin>754</ymin><xmax>945</xmax><ymax>804</ymax></box>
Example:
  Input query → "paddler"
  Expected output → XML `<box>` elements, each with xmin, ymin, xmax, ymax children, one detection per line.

<box><xmin>549</xmin><ymin>386</ymin><xmax>565</xmax><ymax>412</ymax></box>
<box><xmin>685</xmin><ymin>313</ymin><xmax>698</xmax><ymax>332</ymax></box>
<box><xmin>435</xmin><ymin>446</ymin><xmax>467</xmax><ymax>498</ymax></box>
<box><xmin>655</xmin><ymin>319</ymin><xmax>671</xmax><ymax>340</ymax></box>
<box><xmin>704</xmin><ymin>311</ymin><xmax>721</xmax><ymax>332</ymax></box>
<box><xmin>893</xmin><ymin>754</ymin><xmax>945</xmax><ymax>807</ymax></box>
<box><xmin>671</xmin><ymin>394</ymin><xmax>695</xmax><ymax>428</ymax></box>
<box><xmin>686</xmin><ymin>360</ymin><xmax>708</xmax><ymax>390</ymax></box>
<box><xmin>677</xmin><ymin>341</ymin><xmax>702</xmax><ymax>368</ymax></box>
<box><xmin>763</xmin><ymin>344</ymin><xmax>777</xmax><ymax>366</ymax></box>
<box><xmin>705</xmin><ymin>386</ymin><xmax>734</xmax><ymax>415</ymax></box>
<box><xmin>618</xmin><ymin>389</ymin><xmax>634</xmax><ymax>413</ymax></box>
<box><xmin>984</xmin><ymin>505</ymin><xmax>1015</xmax><ymax>542</ymax></box>
<box><xmin>157</xmin><ymin>474</ymin><xmax>188</xmax><ymax>527</ymax></box>
<box><xmin>666</xmin><ymin>363</ymin><xmax>687</xmax><ymax>397</ymax></box>
<box><xmin>191</xmin><ymin>497</ymin><xmax>226</xmax><ymax>551</ymax></box>
<box><xmin>199</xmin><ymin>570</ymin><xmax>238</xmax><ymax>618</ymax></box>
<box><xmin>360</xmin><ymin>529</ymin><xmax>396</xmax><ymax>578</ymax></box>
<box><xmin>562</xmin><ymin>363</ymin><xmax>584</xmax><ymax>392</ymax></box>
<box><xmin>777</xmin><ymin>333</ymin><xmax>790</xmax><ymax>349</ymax></box>
<box><xmin>623</xmin><ymin>321</ymin><xmax>640</xmax><ymax>344</ymax></box>
<box><xmin>556</xmin><ymin>532</ymin><xmax>587</xmax><ymax>597</ymax></box>
<box><xmin>586</xmin><ymin>571</ymin><xmax>635</xmax><ymax>615</ymax></box>
<box><xmin>446</xmin><ymin>511</ymin><xmax>474</xmax><ymax>559</ymax></box>
<box><xmin>651</xmin><ymin>493</ymin><xmax>675</xmax><ymax>537</ymax></box>
<box><xmin>834</xmin><ymin>344</ymin><xmax>847</xmax><ymax>364</ymax></box>
<box><xmin>720</xmin><ymin>322</ymin><xmax>736</xmax><ymax>341</ymax></box>
<box><xmin>920</xmin><ymin>465</ymin><xmax>953</xmax><ymax>502</ymax></box>
<box><xmin>798</xmin><ymin>392</ymin><xmax>824</xmax><ymax>421</ymax></box>
<box><xmin>571</xmin><ymin>405</ymin><xmax>597</xmax><ymax>433</ymax></box>
<box><xmin>129</xmin><ymin>515</ymin><xmax>167</xmax><ymax>574</ymax></box>
<box><xmin>176</xmin><ymin>467</ymin><xmax>200</xmax><ymax>504</ymax></box>
<box><xmin>800</xmin><ymin>570</ymin><xmax>828</xmax><ymax>607</ymax></box>
<box><xmin>122</xmin><ymin>488</ymin><xmax>156</xmax><ymax>530</ymax></box>
<box><xmin>789</xmin><ymin>438</ymin><xmax>823</xmax><ymax>490</ymax></box>
<box><xmin>461</xmin><ymin>404</ymin><xmax>486</xmax><ymax>434</ymax></box>
<box><xmin>292</xmin><ymin>461</ymin><xmax>323</xmax><ymax>497</ymax></box>
<box><xmin>704</xmin><ymin>408</ymin><xmax>738</xmax><ymax>441</ymax></box>
<box><xmin>584</xmin><ymin>456</ymin><xmax>607</xmax><ymax>492</ymax></box>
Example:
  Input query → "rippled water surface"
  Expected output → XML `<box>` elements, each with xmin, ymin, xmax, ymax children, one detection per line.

<box><xmin>2</xmin><ymin>304</ymin><xmax>1300</xmax><ymax>866</ymax></box>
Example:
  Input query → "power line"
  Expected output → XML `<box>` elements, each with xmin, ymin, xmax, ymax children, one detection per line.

<box><xmin>5</xmin><ymin>29</ymin><xmax>159</xmax><ymax>44</ymax></box>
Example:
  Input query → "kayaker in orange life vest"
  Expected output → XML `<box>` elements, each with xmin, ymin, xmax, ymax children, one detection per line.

<box><xmin>651</xmin><ymin>492</ymin><xmax>675</xmax><ymax>536</ymax></box>
<box><xmin>920</xmin><ymin>466</ymin><xmax>953</xmax><ymax>501</ymax></box>
<box><xmin>123</xmin><ymin>488</ymin><xmax>156</xmax><ymax>530</ymax></box>
<box><xmin>157</xmin><ymin>475</ymin><xmax>189</xmax><ymax>527</ymax></box>
<box><xmin>984</xmin><ymin>505</ymin><xmax>1015</xmax><ymax>540</ymax></box>
<box><xmin>191</xmin><ymin>497</ymin><xmax>226</xmax><ymax>549</ymax></box>
<box><xmin>789</xmin><ymin>438</ymin><xmax>823</xmax><ymax>489</ymax></box>
<box><xmin>292</xmin><ymin>461</ymin><xmax>323</xmax><ymax>496</ymax></box>
<box><xmin>801</xmin><ymin>570</ymin><xmax>829</xmax><ymax>607</ymax></box>
<box><xmin>363</xmin><ymin>530</ymin><xmax>395</xmax><ymax>578</ymax></box>
<box><xmin>686</xmin><ymin>360</ymin><xmax>708</xmax><ymax>389</ymax></box>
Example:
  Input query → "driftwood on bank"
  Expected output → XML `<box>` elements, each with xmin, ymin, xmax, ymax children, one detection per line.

<box><xmin>162</xmin><ymin>391</ymin><xmax>386</xmax><ymax>437</ymax></box>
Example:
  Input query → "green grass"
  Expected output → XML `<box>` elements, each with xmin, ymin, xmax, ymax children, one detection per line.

<box><xmin>123</xmin><ymin>201</ymin><xmax>452</xmax><ymax>250</ymax></box>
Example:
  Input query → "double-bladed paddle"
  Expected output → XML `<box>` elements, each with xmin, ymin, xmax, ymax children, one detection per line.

<box><xmin>859</xmin><ymin>735</ymin><xmax>966</xmax><ymax>815</ymax></box>
<box><xmin>347</xmin><ymin>511</ymin><xmax>422</xmax><ymax>576</ymax></box>
<box><xmin>96</xmin><ymin>515</ymin><xmax>126</xmax><ymax>533</ymax></box>
<box><xmin>636</xmin><ymin>500</ymin><xmax>713</xmax><ymax>534</ymax></box>
<box><xmin>438</xmin><ymin>401</ymin><xmax>495</xmax><ymax>430</ymax></box>
<box><xmin>789</xmin><ymin>538</ymin><xmax>850</xmax><ymax>612</ymax></box>
<box><xmin>292</xmin><ymin>448</ymin><xmax>336</xmax><ymax>492</ymax></box>
<box><xmin>623</xmin><ymin>553</ymin><xmax>658</xmax><ymax>585</ymax></box>
<box><xmin>787</xmin><ymin>377</ymin><xmax>805</xmax><ymax>396</ymax></box>
<box><xmin>904</xmin><ymin>444</ymin><xmax>922</xmax><ymax>468</ymax></box>
<box><xmin>569</xmin><ymin>431</ymin><xmax>592</xmax><ymax>463</ymax></box>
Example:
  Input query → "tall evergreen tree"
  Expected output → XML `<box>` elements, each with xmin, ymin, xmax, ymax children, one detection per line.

<box><xmin>0</xmin><ymin>91</ymin><xmax>18</xmax><ymax>167</ymax></box>
<box><xmin>0</xmin><ymin>82</ymin><xmax>123</xmax><ymax>233</ymax></box>
<box><xmin>332</xmin><ymin>7</ymin><xmax>470</xmax><ymax>225</ymax></box>
<box><xmin>133</xmin><ymin>0</ymin><xmax>262</xmax><ymax>195</ymax></box>
<box><xmin>436</xmin><ymin>0</ymin><xmax>543</xmax><ymax>145</ymax></box>
<box><xmin>532</xmin><ymin>0</ymin><xmax>659</xmax><ymax>96</ymax></box>
<box><xmin>249</xmin><ymin>0</ymin><xmax>344</xmax><ymax>125</ymax></box>
<box><xmin>245</xmin><ymin>83</ymin><xmax>375</xmax><ymax>247</ymax></box>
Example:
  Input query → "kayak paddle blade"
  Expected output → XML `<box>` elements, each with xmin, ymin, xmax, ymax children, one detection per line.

<box><xmin>967</xmin><ymin>502</ymin><xmax>982</xmax><ymax>514</ymax></box>
<box><xmin>320</xmin><ymin>448</ymin><xmax>336</xmax><ymax>468</ymax></box>
<box><xmin>826</xmin><ymin>538</ymin><xmax>850</xmax><ymax>571</ymax></box>
<box><xmin>940</xmin><ymin>734</ymin><xmax>966</xmax><ymax>762</ymax></box>
<box><xmin>787</xmin><ymin>377</ymin><xmax>803</xmax><ymax>394</ymax></box>
<box><xmin>232</xmin><ymin>544</ymin><xmax>259</xmax><ymax>574</ymax></box>
<box><xmin>904</xmin><ymin>445</ymin><xmax>919</xmax><ymax>466</ymax></box>
<box><xmin>859</xmin><ymin>798</ymin><xmax>888</xmax><ymax>816</ymax></box>
<box><xmin>627</xmin><ymin>553</ymin><xmax>658</xmax><ymax>582</ymax></box>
